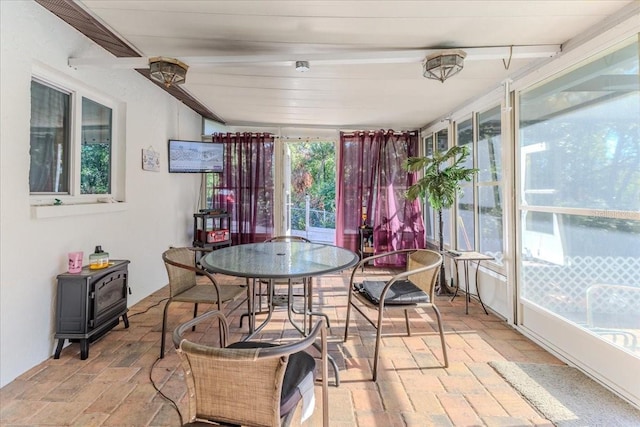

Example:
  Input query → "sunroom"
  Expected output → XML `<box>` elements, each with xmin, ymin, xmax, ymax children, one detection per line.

<box><xmin>1</xmin><ymin>1</ymin><xmax>638</xmax><ymax>424</ymax></box>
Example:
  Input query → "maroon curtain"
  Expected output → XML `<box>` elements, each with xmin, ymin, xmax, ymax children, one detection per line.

<box><xmin>336</xmin><ymin>130</ymin><xmax>424</xmax><ymax>266</ymax></box>
<box><xmin>210</xmin><ymin>133</ymin><xmax>274</xmax><ymax>244</ymax></box>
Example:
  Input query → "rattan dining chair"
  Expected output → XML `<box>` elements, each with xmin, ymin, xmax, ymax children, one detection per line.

<box><xmin>173</xmin><ymin>310</ymin><xmax>329</xmax><ymax>427</ymax></box>
<box><xmin>160</xmin><ymin>247</ymin><xmax>246</xmax><ymax>359</ymax></box>
<box><xmin>344</xmin><ymin>248</ymin><xmax>448</xmax><ymax>381</ymax></box>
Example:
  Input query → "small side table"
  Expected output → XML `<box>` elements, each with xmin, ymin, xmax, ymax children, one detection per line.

<box><xmin>445</xmin><ymin>251</ymin><xmax>493</xmax><ymax>315</ymax></box>
<box><xmin>358</xmin><ymin>226</ymin><xmax>374</xmax><ymax>269</ymax></box>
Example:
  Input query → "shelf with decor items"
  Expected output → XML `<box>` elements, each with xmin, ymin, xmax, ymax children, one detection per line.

<box><xmin>358</xmin><ymin>226</ymin><xmax>374</xmax><ymax>265</ymax></box>
<box><xmin>193</xmin><ymin>211</ymin><xmax>232</xmax><ymax>250</ymax></box>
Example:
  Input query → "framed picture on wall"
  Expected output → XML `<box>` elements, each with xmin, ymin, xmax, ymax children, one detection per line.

<box><xmin>142</xmin><ymin>147</ymin><xmax>160</xmax><ymax>172</ymax></box>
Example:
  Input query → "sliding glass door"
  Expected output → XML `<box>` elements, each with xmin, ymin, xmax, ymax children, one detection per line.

<box><xmin>517</xmin><ymin>35</ymin><xmax>640</xmax><ymax>404</ymax></box>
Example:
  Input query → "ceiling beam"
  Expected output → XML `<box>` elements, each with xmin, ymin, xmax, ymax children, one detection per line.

<box><xmin>36</xmin><ymin>0</ymin><xmax>224</xmax><ymax>123</ymax></box>
<box><xmin>68</xmin><ymin>44</ymin><xmax>561</xmax><ymax>69</ymax></box>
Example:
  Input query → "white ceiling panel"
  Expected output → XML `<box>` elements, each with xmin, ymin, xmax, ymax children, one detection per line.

<box><xmin>69</xmin><ymin>0</ymin><xmax>635</xmax><ymax>129</ymax></box>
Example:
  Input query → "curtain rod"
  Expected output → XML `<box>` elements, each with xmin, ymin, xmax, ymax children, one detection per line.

<box><xmin>341</xmin><ymin>130</ymin><xmax>418</xmax><ymax>137</ymax></box>
<box><xmin>201</xmin><ymin>132</ymin><xmax>273</xmax><ymax>139</ymax></box>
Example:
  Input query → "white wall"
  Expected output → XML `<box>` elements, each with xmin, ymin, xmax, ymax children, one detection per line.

<box><xmin>0</xmin><ymin>1</ymin><xmax>204</xmax><ymax>386</ymax></box>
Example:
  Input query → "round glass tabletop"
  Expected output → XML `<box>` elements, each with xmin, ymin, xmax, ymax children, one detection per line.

<box><xmin>200</xmin><ymin>241</ymin><xmax>359</xmax><ymax>279</ymax></box>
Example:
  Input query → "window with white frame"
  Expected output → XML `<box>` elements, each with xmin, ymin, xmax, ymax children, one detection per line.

<box><xmin>423</xmin><ymin>134</ymin><xmax>435</xmax><ymax>241</ymax></box>
<box><xmin>30</xmin><ymin>78</ymin><xmax>114</xmax><ymax>199</ymax></box>
<box><xmin>456</xmin><ymin>117</ymin><xmax>475</xmax><ymax>250</ymax></box>
<box><xmin>436</xmin><ymin>128</ymin><xmax>452</xmax><ymax>247</ymax></box>
<box><xmin>454</xmin><ymin>107</ymin><xmax>504</xmax><ymax>265</ymax></box>
<box><xmin>477</xmin><ymin>106</ymin><xmax>503</xmax><ymax>264</ymax></box>
<box><xmin>423</xmin><ymin>128</ymin><xmax>456</xmax><ymax>247</ymax></box>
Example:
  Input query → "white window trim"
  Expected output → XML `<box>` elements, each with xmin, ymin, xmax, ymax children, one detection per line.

<box><xmin>30</xmin><ymin>65</ymin><xmax>125</xmax><ymax>217</ymax></box>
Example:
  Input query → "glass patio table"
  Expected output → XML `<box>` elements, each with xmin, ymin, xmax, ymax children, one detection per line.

<box><xmin>200</xmin><ymin>241</ymin><xmax>359</xmax><ymax>385</ymax></box>
<box><xmin>201</xmin><ymin>241</ymin><xmax>358</xmax><ymax>281</ymax></box>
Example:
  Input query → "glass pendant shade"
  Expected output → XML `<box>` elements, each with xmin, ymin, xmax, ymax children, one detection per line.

<box><xmin>295</xmin><ymin>60</ymin><xmax>310</xmax><ymax>72</ymax></box>
<box><xmin>149</xmin><ymin>57</ymin><xmax>188</xmax><ymax>87</ymax></box>
<box><xmin>423</xmin><ymin>50</ymin><xmax>466</xmax><ymax>83</ymax></box>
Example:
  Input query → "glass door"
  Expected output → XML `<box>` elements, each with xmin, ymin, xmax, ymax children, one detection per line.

<box><xmin>285</xmin><ymin>140</ymin><xmax>336</xmax><ymax>244</ymax></box>
<box><xmin>284</xmin><ymin>144</ymin><xmax>292</xmax><ymax>235</ymax></box>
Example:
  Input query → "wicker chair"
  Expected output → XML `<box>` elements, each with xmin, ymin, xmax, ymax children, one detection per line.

<box><xmin>173</xmin><ymin>310</ymin><xmax>329</xmax><ymax>427</ymax></box>
<box><xmin>160</xmin><ymin>247</ymin><xmax>246</xmax><ymax>359</ymax></box>
<box><xmin>344</xmin><ymin>249</ymin><xmax>448</xmax><ymax>381</ymax></box>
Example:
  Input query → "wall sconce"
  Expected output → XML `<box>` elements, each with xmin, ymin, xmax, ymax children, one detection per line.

<box><xmin>423</xmin><ymin>50</ymin><xmax>466</xmax><ymax>83</ymax></box>
<box><xmin>149</xmin><ymin>57</ymin><xmax>188</xmax><ymax>87</ymax></box>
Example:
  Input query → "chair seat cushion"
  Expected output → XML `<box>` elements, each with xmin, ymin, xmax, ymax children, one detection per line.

<box><xmin>226</xmin><ymin>341</ymin><xmax>316</xmax><ymax>416</ymax></box>
<box><xmin>355</xmin><ymin>280</ymin><xmax>430</xmax><ymax>305</ymax></box>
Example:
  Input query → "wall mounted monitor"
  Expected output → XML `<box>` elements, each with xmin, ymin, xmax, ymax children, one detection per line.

<box><xmin>168</xmin><ymin>139</ymin><xmax>223</xmax><ymax>173</ymax></box>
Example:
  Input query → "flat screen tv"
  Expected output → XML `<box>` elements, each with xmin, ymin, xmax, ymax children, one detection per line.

<box><xmin>168</xmin><ymin>139</ymin><xmax>223</xmax><ymax>173</ymax></box>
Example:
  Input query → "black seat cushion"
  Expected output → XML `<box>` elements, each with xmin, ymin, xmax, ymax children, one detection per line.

<box><xmin>354</xmin><ymin>280</ymin><xmax>430</xmax><ymax>305</ymax></box>
<box><xmin>226</xmin><ymin>341</ymin><xmax>316</xmax><ymax>416</ymax></box>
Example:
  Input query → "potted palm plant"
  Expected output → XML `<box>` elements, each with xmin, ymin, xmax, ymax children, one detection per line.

<box><xmin>404</xmin><ymin>145</ymin><xmax>477</xmax><ymax>294</ymax></box>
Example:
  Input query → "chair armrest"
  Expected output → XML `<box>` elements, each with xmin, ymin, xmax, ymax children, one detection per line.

<box><xmin>173</xmin><ymin>310</ymin><xmax>229</xmax><ymax>349</ymax></box>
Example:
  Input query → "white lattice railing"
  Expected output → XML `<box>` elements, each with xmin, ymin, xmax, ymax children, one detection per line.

<box><xmin>522</xmin><ymin>256</ymin><xmax>640</xmax><ymax>314</ymax></box>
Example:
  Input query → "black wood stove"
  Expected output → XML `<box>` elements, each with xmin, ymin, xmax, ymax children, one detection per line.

<box><xmin>54</xmin><ymin>260</ymin><xmax>130</xmax><ymax>359</ymax></box>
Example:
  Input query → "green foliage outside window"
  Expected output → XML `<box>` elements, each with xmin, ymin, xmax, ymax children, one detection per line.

<box><xmin>289</xmin><ymin>141</ymin><xmax>336</xmax><ymax>229</ymax></box>
<box><xmin>81</xmin><ymin>143</ymin><xmax>111</xmax><ymax>194</ymax></box>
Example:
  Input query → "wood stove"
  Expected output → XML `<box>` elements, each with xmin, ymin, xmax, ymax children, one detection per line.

<box><xmin>54</xmin><ymin>260</ymin><xmax>130</xmax><ymax>359</ymax></box>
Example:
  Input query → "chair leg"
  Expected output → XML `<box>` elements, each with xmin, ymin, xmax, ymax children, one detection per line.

<box><xmin>405</xmin><ymin>309</ymin><xmax>412</xmax><ymax>336</ymax></box>
<box><xmin>160</xmin><ymin>300</ymin><xmax>171</xmax><ymax>359</ymax></box>
<box><xmin>372</xmin><ymin>304</ymin><xmax>386</xmax><ymax>381</ymax></box>
<box><xmin>306</xmin><ymin>277</ymin><xmax>331</xmax><ymax>332</ymax></box>
<box><xmin>192</xmin><ymin>303</ymin><xmax>198</xmax><ymax>331</ymax></box>
<box><xmin>321</xmin><ymin>321</ymin><xmax>329</xmax><ymax>427</ymax></box>
<box><xmin>344</xmin><ymin>291</ymin><xmax>353</xmax><ymax>342</ymax></box>
<box><xmin>305</xmin><ymin>278</ymin><xmax>310</xmax><ymax>334</ymax></box>
<box><xmin>218</xmin><ymin>316</ymin><xmax>226</xmax><ymax>347</ymax></box>
<box><xmin>432</xmin><ymin>305</ymin><xmax>448</xmax><ymax>368</ymax></box>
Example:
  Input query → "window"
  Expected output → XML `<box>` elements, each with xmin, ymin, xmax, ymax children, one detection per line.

<box><xmin>423</xmin><ymin>135</ymin><xmax>435</xmax><ymax>241</ymax></box>
<box><xmin>81</xmin><ymin>98</ymin><xmax>112</xmax><ymax>194</ymax></box>
<box><xmin>477</xmin><ymin>106</ymin><xmax>503</xmax><ymax>263</ymax></box>
<box><xmin>519</xmin><ymin>37</ymin><xmax>639</xmax><ymax>353</ymax></box>
<box><xmin>436</xmin><ymin>128</ymin><xmax>451</xmax><ymax>246</ymax></box>
<box><xmin>30</xmin><ymin>80</ymin><xmax>71</xmax><ymax>193</ymax></box>
<box><xmin>456</xmin><ymin>117</ymin><xmax>474</xmax><ymax>250</ymax></box>
<box><xmin>30</xmin><ymin>77</ymin><xmax>115</xmax><ymax>200</ymax></box>
<box><xmin>423</xmin><ymin>130</ymin><xmax>452</xmax><ymax>246</ymax></box>
<box><xmin>453</xmin><ymin>107</ymin><xmax>504</xmax><ymax>265</ymax></box>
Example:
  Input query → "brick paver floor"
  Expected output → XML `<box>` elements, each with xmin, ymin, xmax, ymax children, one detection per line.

<box><xmin>0</xmin><ymin>269</ymin><xmax>560</xmax><ymax>426</ymax></box>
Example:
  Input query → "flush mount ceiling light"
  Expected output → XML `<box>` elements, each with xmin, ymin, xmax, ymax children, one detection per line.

<box><xmin>423</xmin><ymin>49</ymin><xmax>466</xmax><ymax>83</ymax></box>
<box><xmin>295</xmin><ymin>60</ymin><xmax>310</xmax><ymax>72</ymax></box>
<box><xmin>149</xmin><ymin>57</ymin><xmax>188</xmax><ymax>87</ymax></box>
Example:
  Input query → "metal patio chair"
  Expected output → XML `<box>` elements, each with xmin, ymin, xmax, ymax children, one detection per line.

<box><xmin>344</xmin><ymin>248</ymin><xmax>448</xmax><ymax>380</ymax></box>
